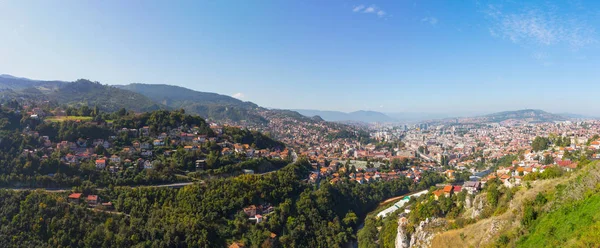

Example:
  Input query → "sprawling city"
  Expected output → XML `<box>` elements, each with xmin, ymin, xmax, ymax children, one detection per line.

<box><xmin>2</xmin><ymin>1</ymin><xmax>600</xmax><ymax>248</ymax></box>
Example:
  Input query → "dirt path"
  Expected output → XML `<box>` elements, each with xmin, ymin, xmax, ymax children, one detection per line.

<box><xmin>91</xmin><ymin>208</ymin><xmax>131</xmax><ymax>217</ymax></box>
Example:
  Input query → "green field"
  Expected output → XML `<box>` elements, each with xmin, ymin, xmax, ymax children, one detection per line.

<box><xmin>45</xmin><ymin>116</ymin><xmax>94</xmax><ymax>122</ymax></box>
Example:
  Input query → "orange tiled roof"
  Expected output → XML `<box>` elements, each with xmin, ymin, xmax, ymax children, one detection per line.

<box><xmin>443</xmin><ymin>185</ymin><xmax>453</xmax><ymax>193</ymax></box>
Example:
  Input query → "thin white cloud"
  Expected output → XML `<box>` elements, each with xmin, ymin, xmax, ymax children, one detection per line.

<box><xmin>353</xmin><ymin>5</ymin><xmax>365</xmax><ymax>12</ymax></box>
<box><xmin>352</xmin><ymin>4</ymin><xmax>386</xmax><ymax>17</ymax></box>
<box><xmin>484</xmin><ymin>4</ymin><xmax>597</xmax><ymax>49</ymax></box>
<box><xmin>421</xmin><ymin>17</ymin><xmax>438</xmax><ymax>26</ymax></box>
<box><xmin>232</xmin><ymin>92</ymin><xmax>245</xmax><ymax>99</ymax></box>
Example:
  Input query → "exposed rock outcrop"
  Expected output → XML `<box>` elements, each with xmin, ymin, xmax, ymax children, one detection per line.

<box><xmin>395</xmin><ymin>217</ymin><xmax>409</xmax><ymax>248</ymax></box>
<box><xmin>409</xmin><ymin>218</ymin><xmax>447</xmax><ymax>248</ymax></box>
<box><xmin>464</xmin><ymin>194</ymin><xmax>486</xmax><ymax>219</ymax></box>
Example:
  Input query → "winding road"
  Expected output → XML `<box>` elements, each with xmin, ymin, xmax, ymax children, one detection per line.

<box><xmin>0</xmin><ymin>181</ymin><xmax>196</xmax><ymax>193</ymax></box>
<box><xmin>0</xmin><ymin>151</ymin><xmax>299</xmax><ymax>193</ymax></box>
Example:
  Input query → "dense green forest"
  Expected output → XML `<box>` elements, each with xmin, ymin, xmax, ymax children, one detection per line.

<box><xmin>222</xmin><ymin>126</ymin><xmax>285</xmax><ymax>150</ymax></box>
<box><xmin>0</xmin><ymin>160</ymin><xmax>443</xmax><ymax>247</ymax></box>
<box><xmin>50</xmin><ymin>80</ymin><xmax>163</xmax><ymax>112</ymax></box>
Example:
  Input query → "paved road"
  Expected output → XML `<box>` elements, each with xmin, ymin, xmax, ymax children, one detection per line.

<box><xmin>416</xmin><ymin>151</ymin><xmax>436</xmax><ymax>162</ymax></box>
<box><xmin>0</xmin><ymin>181</ymin><xmax>197</xmax><ymax>193</ymax></box>
<box><xmin>142</xmin><ymin>182</ymin><xmax>194</xmax><ymax>188</ymax></box>
<box><xmin>1</xmin><ymin>151</ymin><xmax>298</xmax><ymax>192</ymax></box>
<box><xmin>0</xmin><ymin>187</ymin><xmax>70</xmax><ymax>193</ymax></box>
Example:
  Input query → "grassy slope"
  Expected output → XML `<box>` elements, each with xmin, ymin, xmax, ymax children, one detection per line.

<box><xmin>516</xmin><ymin>161</ymin><xmax>600</xmax><ymax>247</ymax></box>
<box><xmin>46</xmin><ymin>116</ymin><xmax>94</xmax><ymax>122</ymax></box>
<box><xmin>518</xmin><ymin>194</ymin><xmax>600</xmax><ymax>247</ymax></box>
<box><xmin>429</xmin><ymin>162</ymin><xmax>600</xmax><ymax>248</ymax></box>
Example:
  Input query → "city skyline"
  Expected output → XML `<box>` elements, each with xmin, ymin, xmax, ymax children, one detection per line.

<box><xmin>2</xmin><ymin>0</ymin><xmax>600</xmax><ymax>114</ymax></box>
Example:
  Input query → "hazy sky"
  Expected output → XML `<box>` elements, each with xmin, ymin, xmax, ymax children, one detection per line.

<box><xmin>1</xmin><ymin>0</ymin><xmax>600</xmax><ymax>114</ymax></box>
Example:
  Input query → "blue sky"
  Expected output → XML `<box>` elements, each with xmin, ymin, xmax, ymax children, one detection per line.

<box><xmin>1</xmin><ymin>0</ymin><xmax>600</xmax><ymax>115</ymax></box>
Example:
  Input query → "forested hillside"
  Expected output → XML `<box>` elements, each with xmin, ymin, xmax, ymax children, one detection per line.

<box><xmin>0</xmin><ymin>74</ymin><xmax>65</xmax><ymax>91</ymax></box>
<box><xmin>117</xmin><ymin>83</ymin><xmax>268</xmax><ymax>124</ymax></box>
<box><xmin>50</xmin><ymin>80</ymin><xmax>163</xmax><ymax>112</ymax></box>
<box><xmin>0</xmin><ymin>77</ymin><xmax>163</xmax><ymax>113</ymax></box>
<box><xmin>0</xmin><ymin>160</ymin><xmax>444</xmax><ymax>247</ymax></box>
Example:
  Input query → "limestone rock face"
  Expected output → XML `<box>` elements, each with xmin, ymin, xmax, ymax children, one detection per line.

<box><xmin>463</xmin><ymin>194</ymin><xmax>486</xmax><ymax>219</ymax></box>
<box><xmin>395</xmin><ymin>217</ymin><xmax>409</xmax><ymax>248</ymax></box>
<box><xmin>409</xmin><ymin>218</ymin><xmax>446</xmax><ymax>248</ymax></box>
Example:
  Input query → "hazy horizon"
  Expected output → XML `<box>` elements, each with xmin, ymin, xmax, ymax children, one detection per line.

<box><xmin>2</xmin><ymin>1</ymin><xmax>600</xmax><ymax>114</ymax></box>
<box><xmin>0</xmin><ymin>72</ymin><xmax>596</xmax><ymax>117</ymax></box>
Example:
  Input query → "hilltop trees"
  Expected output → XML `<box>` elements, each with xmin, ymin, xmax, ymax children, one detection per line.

<box><xmin>222</xmin><ymin>126</ymin><xmax>285</xmax><ymax>150</ymax></box>
<box><xmin>553</xmin><ymin>136</ymin><xmax>571</xmax><ymax>147</ymax></box>
<box><xmin>533</xmin><ymin>136</ymin><xmax>570</xmax><ymax>151</ymax></box>
<box><xmin>391</xmin><ymin>157</ymin><xmax>409</xmax><ymax>170</ymax></box>
<box><xmin>111</xmin><ymin>109</ymin><xmax>213</xmax><ymax>136</ymax></box>
<box><xmin>532</xmin><ymin>136</ymin><xmax>550</xmax><ymax>152</ymax></box>
<box><xmin>543</xmin><ymin>154</ymin><xmax>554</xmax><ymax>165</ymax></box>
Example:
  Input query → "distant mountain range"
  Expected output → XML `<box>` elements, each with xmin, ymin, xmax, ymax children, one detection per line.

<box><xmin>293</xmin><ymin>109</ymin><xmax>396</xmax><ymax>123</ymax></box>
<box><xmin>421</xmin><ymin>109</ymin><xmax>584</xmax><ymax>124</ymax></box>
<box><xmin>481</xmin><ymin>109</ymin><xmax>567</xmax><ymax>123</ymax></box>
<box><xmin>0</xmin><ymin>74</ymin><xmax>66</xmax><ymax>92</ymax></box>
<box><xmin>556</xmin><ymin>113</ymin><xmax>598</xmax><ymax>119</ymax></box>
<box><xmin>115</xmin><ymin>83</ymin><xmax>269</xmax><ymax>124</ymax></box>
<box><xmin>294</xmin><ymin>110</ymin><xmax>474</xmax><ymax>123</ymax></box>
<box><xmin>0</xmin><ymin>75</ymin><xmax>161</xmax><ymax>112</ymax></box>
<box><xmin>386</xmin><ymin>112</ymin><xmax>461</xmax><ymax>123</ymax></box>
<box><xmin>0</xmin><ymin>74</ymin><xmax>319</xmax><ymax>125</ymax></box>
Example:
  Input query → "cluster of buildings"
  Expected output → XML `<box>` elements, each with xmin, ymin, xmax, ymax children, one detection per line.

<box><xmin>305</xmin><ymin>157</ymin><xmax>440</xmax><ymax>186</ymax></box>
<box><xmin>399</xmin><ymin>120</ymin><xmax>600</xmax><ymax>192</ymax></box>
<box><xmin>403</xmin><ymin>121</ymin><xmax>600</xmax><ymax>166</ymax></box>
<box><xmin>21</xmin><ymin>119</ymin><xmax>288</xmax><ymax>175</ymax></box>
<box><xmin>242</xmin><ymin>204</ymin><xmax>274</xmax><ymax>224</ymax></box>
<box><xmin>67</xmin><ymin>192</ymin><xmax>112</xmax><ymax>209</ymax></box>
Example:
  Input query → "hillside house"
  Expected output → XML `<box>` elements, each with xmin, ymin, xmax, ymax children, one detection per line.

<box><xmin>68</xmin><ymin>193</ymin><xmax>82</xmax><ymax>204</ymax></box>
<box><xmin>140</xmin><ymin>126</ymin><xmax>150</xmax><ymax>136</ymax></box>
<box><xmin>143</xmin><ymin>160</ymin><xmax>153</xmax><ymax>169</ymax></box>
<box><xmin>110</xmin><ymin>155</ymin><xmax>121</xmax><ymax>164</ymax></box>
<box><xmin>140</xmin><ymin>150</ymin><xmax>153</xmax><ymax>157</ymax></box>
<box><xmin>443</xmin><ymin>185</ymin><xmax>453</xmax><ymax>196</ymax></box>
<box><xmin>86</xmin><ymin>195</ymin><xmax>99</xmax><ymax>207</ymax></box>
<box><xmin>463</xmin><ymin>181</ymin><xmax>481</xmax><ymax>194</ymax></box>
<box><xmin>252</xmin><ymin>214</ymin><xmax>263</xmax><ymax>224</ymax></box>
<box><xmin>141</xmin><ymin>142</ymin><xmax>152</xmax><ymax>150</ymax></box>
<box><xmin>95</xmin><ymin>159</ymin><xmax>106</xmax><ymax>169</ymax></box>
<box><xmin>243</xmin><ymin>205</ymin><xmax>258</xmax><ymax>217</ymax></box>
<box><xmin>433</xmin><ymin>189</ymin><xmax>444</xmax><ymax>200</ymax></box>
